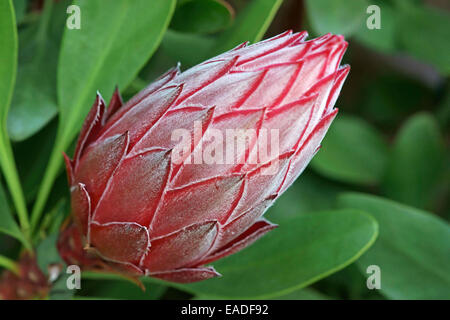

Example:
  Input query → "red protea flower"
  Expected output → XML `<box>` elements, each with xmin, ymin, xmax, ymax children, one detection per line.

<box><xmin>60</xmin><ymin>31</ymin><xmax>349</xmax><ymax>283</ymax></box>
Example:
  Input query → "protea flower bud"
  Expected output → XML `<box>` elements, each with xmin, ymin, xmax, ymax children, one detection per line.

<box><xmin>60</xmin><ymin>31</ymin><xmax>349</xmax><ymax>283</ymax></box>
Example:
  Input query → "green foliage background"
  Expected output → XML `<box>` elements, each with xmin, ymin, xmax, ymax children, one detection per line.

<box><xmin>0</xmin><ymin>0</ymin><xmax>449</xmax><ymax>300</ymax></box>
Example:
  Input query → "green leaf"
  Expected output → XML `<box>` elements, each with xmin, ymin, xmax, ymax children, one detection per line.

<box><xmin>210</xmin><ymin>0</ymin><xmax>283</xmax><ymax>55</ymax></box>
<box><xmin>36</xmin><ymin>233</ymin><xmax>75</xmax><ymax>300</ymax></box>
<box><xmin>353</xmin><ymin>0</ymin><xmax>397</xmax><ymax>53</ymax></box>
<box><xmin>79</xmin><ymin>277</ymin><xmax>167</xmax><ymax>300</ymax></box>
<box><xmin>305</xmin><ymin>0</ymin><xmax>368</xmax><ymax>37</ymax></box>
<box><xmin>0</xmin><ymin>0</ymin><xmax>17</xmax><ymax>183</ymax></box>
<box><xmin>161</xmin><ymin>30</ymin><xmax>216</xmax><ymax>67</ymax></box>
<box><xmin>36</xmin><ymin>234</ymin><xmax>64</xmax><ymax>274</ymax></box>
<box><xmin>0</xmin><ymin>0</ymin><xmax>30</xmax><ymax>239</ymax></box>
<box><xmin>158</xmin><ymin>0</ymin><xmax>283</xmax><ymax>68</ymax></box>
<box><xmin>13</xmin><ymin>0</ymin><xmax>27</xmax><ymax>24</ymax></box>
<box><xmin>267</xmin><ymin>170</ymin><xmax>345</xmax><ymax>221</ymax></box>
<box><xmin>171</xmin><ymin>0</ymin><xmax>234</xmax><ymax>34</ymax></box>
<box><xmin>272</xmin><ymin>288</ymin><xmax>330</xmax><ymax>300</ymax></box>
<box><xmin>360</xmin><ymin>74</ymin><xmax>432</xmax><ymax>127</ymax></box>
<box><xmin>14</xmin><ymin>119</ymin><xmax>57</xmax><ymax>203</ymax></box>
<box><xmin>338</xmin><ymin>193</ymin><xmax>450</xmax><ymax>299</ymax></box>
<box><xmin>162</xmin><ymin>209</ymin><xmax>377</xmax><ymax>298</ymax></box>
<box><xmin>311</xmin><ymin>115</ymin><xmax>388</xmax><ymax>185</ymax></box>
<box><xmin>0</xmin><ymin>181</ymin><xmax>25</xmax><ymax>244</ymax></box>
<box><xmin>7</xmin><ymin>0</ymin><xmax>67</xmax><ymax>141</ymax></box>
<box><xmin>31</xmin><ymin>0</ymin><xmax>176</xmax><ymax>231</ymax></box>
<box><xmin>81</xmin><ymin>271</ymin><xmax>167</xmax><ymax>300</ymax></box>
<box><xmin>397</xmin><ymin>5</ymin><xmax>450</xmax><ymax>75</ymax></box>
<box><xmin>194</xmin><ymin>287</ymin><xmax>330</xmax><ymax>300</ymax></box>
<box><xmin>382</xmin><ymin>113</ymin><xmax>445</xmax><ymax>209</ymax></box>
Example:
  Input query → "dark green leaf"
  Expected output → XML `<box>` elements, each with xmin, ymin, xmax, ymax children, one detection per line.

<box><xmin>210</xmin><ymin>0</ymin><xmax>283</xmax><ymax>56</ymax></box>
<box><xmin>36</xmin><ymin>234</ymin><xmax>64</xmax><ymax>274</ymax></box>
<box><xmin>382</xmin><ymin>113</ymin><xmax>445</xmax><ymax>209</ymax></box>
<box><xmin>354</xmin><ymin>0</ymin><xmax>396</xmax><ymax>53</ymax></box>
<box><xmin>398</xmin><ymin>5</ymin><xmax>450</xmax><ymax>75</ymax></box>
<box><xmin>161</xmin><ymin>209</ymin><xmax>378</xmax><ymax>298</ymax></box>
<box><xmin>14</xmin><ymin>119</ymin><xmax>57</xmax><ymax>203</ymax></box>
<box><xmin>360</xmin><ymin>75</ymin><xmax>432</xmax><ymax>127</ymax></box>
<box><xmin>13</xmin><ymin>0</ymin><xmax>27</xmax><ymax>24</ymax></box>
<box><xmin>305</xmin><ymin>0</ymin><xmax>368</xmax><ymax>36</ymax></box>
<box><xmin>338</xmin><ymin>193</ymin><xmax>450</xmax><ymax>299</ymax></box>
<box><xmin>311</xmin><ymin>115</ymin><xmax>388</xmax><ymax>185</ymax></box>
<box><xmin>161</xmin><ymin>30</ymin><xmax>215</xmax><ymax>67</ymax></box>
<box><xmin>79</xmin><ymin>277</ymin><xmax>167</xmax><ymax>300</ymax></box>
<box><xmin>171</xmin><ymin>0</ymin><xmax>234</xmax><ymax>34</ymax></box>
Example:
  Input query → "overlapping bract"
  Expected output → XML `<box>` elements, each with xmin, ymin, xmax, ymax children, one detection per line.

<box><xmin>61</xmin><ymin>31</ymin><xmax>349</xmax><ymax>283</ymax></box>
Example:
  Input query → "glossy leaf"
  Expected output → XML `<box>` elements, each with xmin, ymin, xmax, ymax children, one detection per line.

<box><xmin>383</xmin><ymin>113</ymin><xmax>444</xmax><ymax>209</ymax></box>
<box><xmin>7</xmin><ymin>0</ymin><xmax>67</xmax><ymax>141</ymax></box>
<box><xmin>157</xmin><ymin>209</ymin><xmax>377</xmax><ymax>298</ymax></box>
<box><xmin>338</xmin><ymin>193</ymin><xmax>450</xmax><ymax>299</ymax></box>
<box><xmin>311</xmin><ymin>115</ymin><xmax>388</xmax><ymax>185</ymax></box>
<box><xmin>31</xmin><ymin>0</ymin><xmax>176</xmax><ymax>230</ymax></box>
<box><xmin>305</xmin><ymin>0</ymin><xmax>368</xmax><ymax>37</ymax></box>
<box><xmin>171</xmin><ymin>0</ymin><xmax>234</xmax><ymax>34</ymax></box>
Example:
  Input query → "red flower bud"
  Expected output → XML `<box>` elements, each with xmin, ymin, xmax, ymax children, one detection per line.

<box><xmin>61</xmin><ymin>31</ymin><xmax>349</xmax><ymax>283</ymax></box>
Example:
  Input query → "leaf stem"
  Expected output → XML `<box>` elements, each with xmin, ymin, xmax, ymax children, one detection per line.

<box><xmin>0</xmin><ymin>254</ymin><xmax>19</xmax><ymax>275</ymax></box>
<box><xmin>0</xmin><ymin>0</ymin><xmax>32</xmax><ymax>249</ymax></box>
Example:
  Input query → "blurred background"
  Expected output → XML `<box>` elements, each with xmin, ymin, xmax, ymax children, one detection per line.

<box><xmin>1</xmin><ymin>0</ymin><xmax>449</xmax><ymax>300</ymax></box>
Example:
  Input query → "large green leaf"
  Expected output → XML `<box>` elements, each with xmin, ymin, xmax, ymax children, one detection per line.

<box><xmin>158</xmin><ymin>0</ymin><xmax>283</xmax><ymax>68</ymax></box>
<box><xmin>353</xmin><ymin>0</ymin><xmax>396</xmax><ymax>53</ymax></box>
<box><xmin>267</xmin><ymin>170</ymin><xmax>345</xmax><ymax>221</ymax></box>
<box><xmin>0</xmin><ymin>0</ymin><xmax>17</xmax><ymax>141</ymax></box>
<box><xmin>7</xmin><ymin>0</ymin><xmax>68</xmax><ymax>141</ymax></box>
<box><xmin>305</xmin><ymin>0</ymin><xmax>368</xmax><ymax>37</ymax></box>
<box><xmin>338</xmin><ymin>193</ymin><xmax>450</xmax><ymax>299</ymax></box>
<box><xmin>170</xmin><ymin>0</ymin><xmax>234</xmax><ymax>34</ymax></box>
<box><xmin>311</xmin><ymin>115</ymin><xmax>388</xmax><ymax>185</ymax></box>
<box><xmin>382</xmin><ymin>113</ymin><xmax>444</xmax><ymax>209</ymax></box>
<box><xmin>0</xmin><ymin>181</ymin><xmax>25</xmax><ymax>244</ymax></box>
<box><xmin>31</xmin><ymin>0</ymin><xmax>176</xmax><ymax>230</ymax></box>
<box><xmin>195</xmin><ymin>287</ymin><xmax>330</xmax><ymax>300</ymax></box>
<box><xmin>0</xmin><ymin>0</ymin><xmax>30</xmax><ymax>239</ymax></box>
<box><xmin>397</xmin><ymin>4</ymin><xmax>450</xmax><ymax>75</ymax></box>
<box><xmin>153</xmin><ymin>209</ymin><xmax>377</xmax><ymax>298</ymax></box>
<box><xmin>210</xmin><ymin>0</ymin><xmax>283</xmax><ymax>55</ymax></box>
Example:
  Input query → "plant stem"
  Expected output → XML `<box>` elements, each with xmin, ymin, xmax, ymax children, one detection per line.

<box><xmin>0</xmin><ymin>254</ymin><xmax>19</xmax><ymax>275</ymax></box>
<box><xmin>0</xmin><ymin>137</ymin><xmax>31</xmax><ymax>250</ymax></box>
